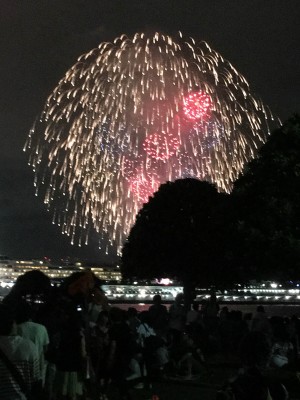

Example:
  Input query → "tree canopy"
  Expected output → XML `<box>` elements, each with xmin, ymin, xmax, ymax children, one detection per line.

<box><xmin>122</xmin><ymin>178</ymin><xmax>231</xmax><ymax>288</ymax></box>
<box><xmin>231</xmin><ymin>114</ymin><xmax>300</xmax><ymax>280</ymax></box>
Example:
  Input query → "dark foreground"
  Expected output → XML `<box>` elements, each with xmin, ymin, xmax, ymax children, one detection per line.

<box><xmin>105</xmin><ymin>352</ymin><xmax>300</xmax><ymax>400</ymax></box>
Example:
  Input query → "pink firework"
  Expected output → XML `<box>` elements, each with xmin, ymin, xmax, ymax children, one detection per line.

<box><xmin>143</xmin><ymin>132</ymin><xmax>180</xmax><ymax>161</ymax></box>
<box><xmin>129</xmin><ymin>174</ymin><xmax>159</xmax><ymax>203</ymax></box>
<box><xmin>183</xmin><ymin>91</ymin><xmax>211</xmax><ymax>121</ymax></box>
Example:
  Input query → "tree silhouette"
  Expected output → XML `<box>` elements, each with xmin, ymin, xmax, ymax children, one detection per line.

<box><xmin>232</xmin><ymin>115</ymin><xmax>300</xmax><ymax>281</ymax></box>
<box><xmin>122</xmin><ymin>178</ymin><xmax>232</xmax><ymax>302</ymax></box>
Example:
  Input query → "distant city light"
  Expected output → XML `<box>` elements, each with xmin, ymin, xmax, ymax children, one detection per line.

<box><xmin>158</xmin><ymin>278</ymin><xmax>173</xmax><ymax>285</ymax></box>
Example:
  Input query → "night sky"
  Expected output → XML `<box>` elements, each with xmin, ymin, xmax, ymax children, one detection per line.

<box><xmin>0</xmin><ymin>0</ymin><xmax>299</xmax><ymax>263</ymax></box>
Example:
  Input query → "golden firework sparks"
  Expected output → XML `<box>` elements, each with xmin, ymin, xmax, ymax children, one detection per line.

<box><xmin>25</xmin><ymin>32</ymin><xmax>278</xmax><ymax>255</ymax></box>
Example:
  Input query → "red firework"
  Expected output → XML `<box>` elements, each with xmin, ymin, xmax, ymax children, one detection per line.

<box><xmin>183</xmin><ymin>91</ymin><xmax>211</xmax><ymax>121</ymax></box>
<box><xmin>143</xmin><ymin>132</ymin><xmax>180</xmax><ymax>161</ymax></box>
<box><xmin>129</xmin><ymin>173</ymin><xmax>159</xmax><ymax>203</ymax></box>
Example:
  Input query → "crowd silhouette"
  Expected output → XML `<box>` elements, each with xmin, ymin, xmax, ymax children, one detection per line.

<box><xmin>0</xmin><ymin>272</ymin><xmax>300</xmax><ymax>400</ymax></box>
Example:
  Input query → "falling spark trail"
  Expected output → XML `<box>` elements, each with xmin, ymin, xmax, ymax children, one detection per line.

<box><xmin>25</xmin><ymin>32</ymin><xmax>277</xmax><ymax>255</ymax></box>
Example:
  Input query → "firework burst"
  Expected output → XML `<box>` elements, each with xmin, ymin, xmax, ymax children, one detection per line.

<box><xmin>25</xmin><ymin>32</ymin><xmax>276</xmax><ymax>254</ymax></box>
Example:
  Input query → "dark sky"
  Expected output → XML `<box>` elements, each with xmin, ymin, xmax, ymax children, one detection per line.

<box><xmin>0</xmin><ymin>0</ymin><xmax>299</xmax><ymax>263</ymax></box>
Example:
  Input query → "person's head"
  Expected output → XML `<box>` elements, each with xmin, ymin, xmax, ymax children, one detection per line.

<box><xmin>175</xmin><ymin>293</ymin><xmax>184</xmax><ymax>304</ymax></box>
<box><xmin>0</xmin><ymin>304</ymin><xmax>15</xmax><ymax>335</ymax></box>
<box><xmin>256</xmin><ymin>305</ymin><xmax>265</xmax><ymax>313</ymax></box>
<box><xmin>153</xmin><ymin>294</ymin><xmax>162</xmax><ymax>305</ymax></box>
<box><xmin>127</xmin><ymin>307</ymin><xmax>138</xmax><ymax>319</ymax></box>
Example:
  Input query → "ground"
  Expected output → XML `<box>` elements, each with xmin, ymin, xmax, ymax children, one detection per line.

<box><xmin>105</xmin><ymin>352</ymin><xmax>300</xmax><ymax>400</ymax></box>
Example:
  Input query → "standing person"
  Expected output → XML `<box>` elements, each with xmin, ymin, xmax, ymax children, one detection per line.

<box><xmin>148</xmin><ymin>295</ymin><xmax>169</xmax><ymax>336</ymax></box>
<box><xmin>90</xmin><ymin>311</ymin><xmax>111</xmax><ymax>400</ymax></box>
<box><xmin>0</xmin><ymin>304</ymin><xmax>41</xmax><ymax>400</ymax></box>
<box><xmin>54</xmin><ymin>306</ymin><xmax>86</xmax><ymax>400</ymax></box>
<box><xmin>15</xmin><ymin>300</ymin><xmax>49</xmax><ymax>385</ymax></box>
<box><xmin>136</xmin><ymin>311</ymin><xmax>156</xmax><ymax>349</ymax></box>
<box><xmin>203</xmin><ymin>289</ymin><xmax>219</xmax><ymax>334</ymax></box>
<box><xmin>126</xmin><ymin>307</ymin><xmax>140</xmax><ymax>342</ymax></box>
<box><xmin>251</xmin><ymin>306</ymin><xmax>272</xmax><ymax>338</ymax></box>
<box><xmin>108</xmin><ymin>307</ymin><xmax>137</xmax><ymax>400</ymax></box>
<box><xmin>87</xmin><ymin>286</ymin><xmax>110</xmax><ymax>329</ymax></box>
<box><xmin>169</xmin><ymin>293</ymin><xmax>186</xmax><ymax>333</ymax></box>
<box><xmin>286</xmin><ymin>315</ymin><xmax>299</xmax><ymax>361</ymax></box>
<box><xmin>186</xmin><ymin>302</ymin><xmax>201</xmax><ymax>326</ymax></box>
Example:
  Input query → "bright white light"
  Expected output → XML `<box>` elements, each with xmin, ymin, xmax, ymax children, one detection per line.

<box><xmin>158</xmin><ymin>278</ymin><xmax>173</xmax><ymax>285</ymax></box>
<box><xmin>288</xmin><ymin>289</ymin><xmax>299</xmax><ymax>294</ymax></box>
<box><xmin>270</xmin><ymin>283</ymin><xmax>278</xmax><ymax>289</ymax></box>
